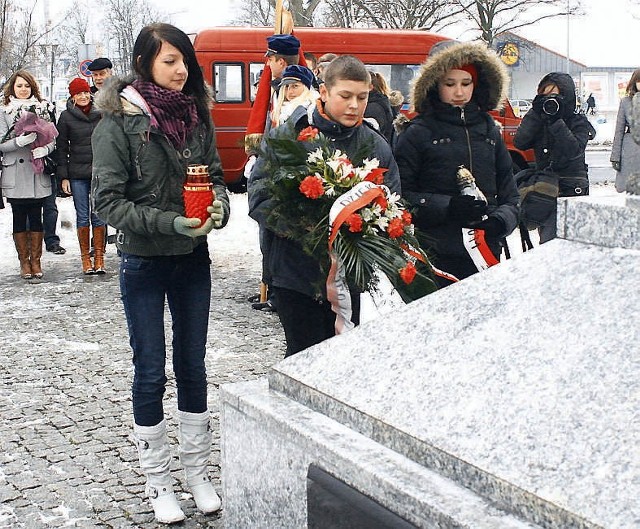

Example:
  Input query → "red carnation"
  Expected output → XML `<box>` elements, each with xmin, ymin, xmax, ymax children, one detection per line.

<box><xmin>401</xmin><ymin>210</ymin><xmax>412</xmax><ymax>225</ymax></box>
<box><xmin>297</xmin><ymin>126</ymin><xmax>319</xmax><ymax>142</ymax></box>
<box><xmin>387</xmin><ymin>217</ymin><xmax>405</xmax><ymax>238</ymax></box>
<box><xmin>364</xmin><ymin>167</ymin><xmax>387</xmax><ymax>185</ymax></box>
<box><xmin>346</xmin><ymin>213</ymin><xmax>363</xmax><ymax>232</ymax></box>
<box><xmin>299</xmin><ymin>176</ymin><xmax>325</xmax><ymax>199</ymax></box>
<box><xmin>399</xmin><ymin>262</ymin><xmax>417</xmax><ymax>284</ymax></box>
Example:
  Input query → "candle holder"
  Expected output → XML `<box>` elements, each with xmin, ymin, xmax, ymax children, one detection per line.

<box><xmin>183</xmin><ymin>164</ymin><xmax>215</xmax><ymax>227</ymax></box>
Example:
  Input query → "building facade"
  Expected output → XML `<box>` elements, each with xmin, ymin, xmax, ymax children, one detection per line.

<box><xmin>494</xmin><ymin>32</ymin><xmax>636</xmax><ymax>113</ymax></box>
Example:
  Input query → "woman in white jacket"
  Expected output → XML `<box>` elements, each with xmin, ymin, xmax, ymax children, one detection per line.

<box><xmin>271</xmin><ymin>65</ymin><xmax>318</xmax><ymax>126</ymax></box>
<box><xmin>0</xmin><ymin>70</ymin><xmax>56</xmax><ymax>279</ymax></box>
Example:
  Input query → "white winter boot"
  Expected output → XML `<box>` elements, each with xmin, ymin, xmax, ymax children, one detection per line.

<box><xmin>178</xmin><ymin>410</ymin><xmax>222</xmax><ymax>514</ymax></box>
<box><xmin>133</xmin><ymin>420</ymin><xmax>186</xmax><ymax>524</ymax></box>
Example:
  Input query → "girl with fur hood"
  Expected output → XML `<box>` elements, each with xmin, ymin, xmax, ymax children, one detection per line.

<box><xmin>394</xmin><ymin>41</ymin><xmax>519</xmax><ymax>287</ymax></box>
<box><xmin>91</xmin><ymin>23</ymin><xmax>229</xmax><ymax>524</ymax></box>
<box><xmin>514</xmin><ymin>72</ymin><xmax>595</xmax><ymax>243</ymax></box>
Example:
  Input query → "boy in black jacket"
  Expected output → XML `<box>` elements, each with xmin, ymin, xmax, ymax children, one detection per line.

<box><xmin>248</xmin><ymin>55</ymin><xmax>400</xmax><ymax>357</ymax></box>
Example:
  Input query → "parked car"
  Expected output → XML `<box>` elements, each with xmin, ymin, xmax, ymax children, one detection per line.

<box><xmin>510</xmin><ymin>99</ymin><xmax>532</xmax><ymax>117</ymax></box>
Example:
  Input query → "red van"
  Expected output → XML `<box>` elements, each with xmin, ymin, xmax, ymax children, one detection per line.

<box><xmin>193</xmin><ymin>27</ymin><xmax>533</xmax><ymax>190</ymax></box>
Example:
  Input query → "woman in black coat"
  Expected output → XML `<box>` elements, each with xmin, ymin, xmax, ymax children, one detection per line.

<box><xmin>56</xmin><ymin>77</ymin><xmax>104</xmax><ymax>274</ymax></box>
<box><xmin>394</xmin><ymin>41</ymin><xmax>519</xmax><ymax>287</ymax></box>
<box><xmin>364</xmin><ymin>71</ymin><xmax>394</xmax><ymax>143</ymax></box>
<box><xmin>514</xmin><ymin>72</ymin><xmax>595</xmax><ymax>243</ymax></box>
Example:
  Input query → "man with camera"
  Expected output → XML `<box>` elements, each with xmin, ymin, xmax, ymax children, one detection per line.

<box><xmin>514</xmin><ymin>72</ymin><xmax>596</xmax><ymax>243</ymax></box>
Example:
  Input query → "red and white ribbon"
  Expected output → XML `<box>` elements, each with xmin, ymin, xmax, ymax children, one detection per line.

<box><xmin>461</xmin><ymin>228</ymin><xmax>499</xmax><ymax>272</ymax></box>
<box><xmin>327</xmin><ymin>182</ymin><xmax>386</xmax><ymax>334</ymax></box>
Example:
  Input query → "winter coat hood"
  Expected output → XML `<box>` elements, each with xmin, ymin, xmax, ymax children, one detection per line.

<box><xmin>411</xmin><ymin>40</ymin><xmax>509</xmax><ymax>113</ymax></box>
<box><xmin>93</xmin><ymin>76</ymin><xmax>149</xmax><ymax>118</ymax></box>
<box><xmin>537</xmin><ymin>72</ymin><xmax>577</xmax><ymax>118</ymax></box>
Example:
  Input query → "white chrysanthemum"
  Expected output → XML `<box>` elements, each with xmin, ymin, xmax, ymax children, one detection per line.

<box><xmin>386</xmin><ymin>192</ymin><xmax>401</xmax><ymax>204</ymax></box>
<box><xmin>360</xmin><ymin>208</ymin><xmax>375</xmax><ymax>222</ymax></box>
<box><xmin>307</xmin><ymin>148</ymin><xmax>323</xmax><ymax>163</ymax></box>
<box><xmin>385</xmin><ymin>204</ymin><xmax>401</xmax><ymax>218</ymax></box>
<box><xmin>373</xmin><ymin>217</ymin><xmax>390</xmax><ymax>230</ymax></box>
<box><xmin>327</xmin><ymin>157</ymin><xmax>354</xmax><ymax>179</ymax></box>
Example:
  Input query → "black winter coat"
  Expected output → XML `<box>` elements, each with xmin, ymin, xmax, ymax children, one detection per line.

<box><xmin>513</xmin><ymin>110</ymin><xmax>595</xmax><ymax>180</ymax></box>
<box><xmin>394</xmin><ymin>102</ymin><xmax>519</xmax><ymax>259</ymax></box>
<box><xmin>248</xmin><ymin>104</ymin><xmax>400</xmax><ymax>299</ymax></box>
<box><xmin>364</xmin><ymin>91</ymin><xmax>394</xmax><ymax>144</ymax></box>
<box><xmin>56</xmin><ymin>98</ymin><xmax>102</xmax><ymax>181</ymax></box>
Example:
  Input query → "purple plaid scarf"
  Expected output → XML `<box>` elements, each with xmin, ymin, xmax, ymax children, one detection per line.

<box><xmin>132</xmin><ymin>80</ymin><xmax>199</xmax><ymax>149</ymax></box>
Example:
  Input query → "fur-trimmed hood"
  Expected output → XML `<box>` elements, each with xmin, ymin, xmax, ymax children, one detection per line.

<box><xmin>93</xmin><ymin>76</ymin><xmax>147</xmax><ymax>117</ymax></box>
<box><xmin>411</xmin><ymin>40</ymin><xmax>509</xmax><ymax>113</ymax></box>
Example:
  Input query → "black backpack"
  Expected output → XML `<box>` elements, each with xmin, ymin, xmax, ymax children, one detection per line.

<box><xmin>516</xmin><ymin>167</ymin><xmax>559</xmax><ymax>231</ymax></box>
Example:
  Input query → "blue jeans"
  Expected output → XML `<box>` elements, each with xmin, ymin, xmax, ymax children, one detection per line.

<box><xmin>70</xmin><ymin>179</ymin><xmax>105</xmax><ymax>228</ymax></box>
<box><xmin>119</xmin><ymin>243</ymin><xmax>212</xmax><ymax>426</ymax></box>
<box><xmin>43</xmin><ymin>179</ymin><xmax>59</xmax><ymax>247</ymax></box>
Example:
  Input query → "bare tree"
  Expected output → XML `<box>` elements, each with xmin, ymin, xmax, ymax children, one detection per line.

<box><xmin>234</xmin><ymin>0</ymin><xmax>274</xmax><ymax>26</ymax></box>
<box><xmin>0</xmin><ymin>0</ymin><xmax>57</xmax><ymax>78</ymax></box>
<box><xmin>234</xmin><ymin>0</ymin><xmax>323</xmax><ymax>27</ymax></box>
<box><xmin>452</xmin><ymin>0</ymin><xmax>583</xmax><ymax>46</ymax></box>
<box><xmin>321</xmin><ymin>0</ymin><xmax>466</xmax><ymax>30</ymax></box>
<box><xmin>55</xmin><ymin>0</ymin><xmax>90</xmax><ymax>62</ymax></box>
<box><xmin>103</xmin><ymin>0</ymin><xmax>164</xmax><ymax>75</ymax></box>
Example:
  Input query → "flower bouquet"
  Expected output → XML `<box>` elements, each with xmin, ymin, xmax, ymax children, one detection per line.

<box><xmin>259</xmin><ymin>121</ymin><xmax>438</xmax><ymax>308</ymax></box>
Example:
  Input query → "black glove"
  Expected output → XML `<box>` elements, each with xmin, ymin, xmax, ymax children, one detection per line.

<box><xmin>532</xmin><ymin>94</ymin><xmax>563</xmax><ymax>124</ymax></box>
<box><xmin>544</xmin><ymin>111</ymin><xmax>562</xmax><ymax>125</ymax></box>
<box><xmin>447</xmin><ymin>195</ymin><xmax>488</xmax><ymax>226</ymax></box>
<box><xmin>475</xmin><ymin>216</ymin><xmax>505</xmax><ymax>239</ymax></box>
<box><xmin>532</xmin><ymin>94</ymin><xmax>545</xmax><ymax>115</ymax></box>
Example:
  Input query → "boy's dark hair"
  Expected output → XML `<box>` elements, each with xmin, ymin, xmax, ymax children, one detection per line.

<box><xmin>273</xmin><ymin>54</ymin><xmax>299</xmax><ymax>66</ymax></box>
<box><xmin>133</xmin><ymin>23</ymin><xmax>213</xmax><ymax>128</ymax></box>
<box><xmin>323</xmin><ymin>55</ymin><xmax>370</xmax><ymax>89</ymax></box>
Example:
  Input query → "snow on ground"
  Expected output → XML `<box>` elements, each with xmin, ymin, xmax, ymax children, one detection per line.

<box><xmin>0</xmin><ymin>183</ymin><xmax>618</xmax><ymax>322</ymax></box>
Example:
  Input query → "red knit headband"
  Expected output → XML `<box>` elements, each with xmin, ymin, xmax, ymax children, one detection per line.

<box><xmin>458</xmin><ymin>64</ymin><xmax>478</xmax><ymax>84</ymax></box>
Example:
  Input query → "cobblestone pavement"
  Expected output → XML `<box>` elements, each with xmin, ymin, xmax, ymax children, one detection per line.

<box><xmin>0</xmin><ymin>194</ymin><xmax>286</xmax><ymax>528</ymax></box>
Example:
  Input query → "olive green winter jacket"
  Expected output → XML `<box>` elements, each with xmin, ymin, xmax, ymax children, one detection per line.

<box><xmin>91</xmin><ymin>79</ymin><xmax>229</xmax><ymax>257</ymax></box>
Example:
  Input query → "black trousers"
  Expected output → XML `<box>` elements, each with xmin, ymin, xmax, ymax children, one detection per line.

<box><xmin>272</xmin><ymin>286</ymin><xmax>360</xmax><ymax>358</ymax></box>
<box><xmin>9</xmin><ymin>199</ymin><xmax>44</xmax><ymax>232</ymax></box>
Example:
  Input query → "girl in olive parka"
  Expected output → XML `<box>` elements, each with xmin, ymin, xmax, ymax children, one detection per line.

<box><xmin>91</xmin><ymin>23</ymin><xmax>229</xmax><ymax>524</ymax></box>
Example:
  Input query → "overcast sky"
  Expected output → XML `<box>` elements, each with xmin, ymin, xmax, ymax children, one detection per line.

<box><xmin>50</xmin><ymin>0</ymin><xmax>638</xmax><ymax>68</ymax></box>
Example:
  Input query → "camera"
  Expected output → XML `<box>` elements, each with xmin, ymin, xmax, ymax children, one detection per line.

<box><xmin>541</xmin><ymin>94</ymin><xmax>563</xmax><ymax>116</ymax></box>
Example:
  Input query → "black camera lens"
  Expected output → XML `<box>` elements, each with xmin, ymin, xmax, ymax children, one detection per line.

<box><xmin>542</xmin><ymin>96</ymin><xmax>560</xmax><ymax>116</ymax></box>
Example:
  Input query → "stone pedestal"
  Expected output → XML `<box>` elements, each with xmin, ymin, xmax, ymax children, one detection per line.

<box><xmin>221</xmin><ymin>193</ymin><xmax>639</xmax><ymax>528</ymax></box>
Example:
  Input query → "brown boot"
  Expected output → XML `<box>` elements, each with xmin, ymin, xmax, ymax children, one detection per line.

<box><xmin>13</xmin><ymin>232</ymin><xmax>32</xmax><ymax>279</ymax></box>
<box><xmin>28</xmin><ymin>231</ymin><xmax>44</xmax><ymax>279</ymax></box>
<box><xmin>77</xmin><ymin>226</ymin><xmax>94</xmax><ymax>274</ymax></box>
<box><xmin>92</xmin><ymin>225</ymin><xmax>106</xmax><ymax>274</ymax></box>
